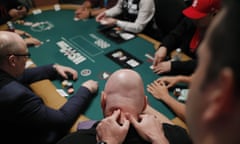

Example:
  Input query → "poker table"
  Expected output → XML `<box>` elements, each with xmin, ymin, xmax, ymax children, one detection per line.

<box><xmin>2</xmin><ymin>4</ymin><xmax>187</xmax><ymax>131</ymax></box>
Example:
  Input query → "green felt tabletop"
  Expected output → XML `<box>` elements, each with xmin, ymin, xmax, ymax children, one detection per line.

<box><xmin>14</xmin><ymin>8</ymin><xmax>177</xmax><ymax>120</ymax></box>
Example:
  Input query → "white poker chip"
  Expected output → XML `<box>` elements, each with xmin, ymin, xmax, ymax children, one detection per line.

<box><xmin>24</xmin><ymin>22</ymin><xmax>33</xmax><ymax>26</ymax></box>
<box><xmin>74</xmin><ymin>17</ymin><xmax>79</xmax><ymax>21</ymax></box>
<box><xmin>80</xmin><ymin>69</ymin><xmax>91</xmax><ymax>76</ymax></box>
<box><xmin>102</xmin><ymin>72</ymin><xmax>110</xmax><ymax>79</ymax></box>
<box><xmin>54</xmin><ymin>4</ymin><xmax>61</xmax><ymax>11</ymax></box>
<box><xmin>150</xmin><ymin>65</ymin><xmax>154</xmax><ymax>69</ymax></box>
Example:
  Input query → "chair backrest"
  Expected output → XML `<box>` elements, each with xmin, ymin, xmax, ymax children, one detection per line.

<box><xmin>154</xmin><ymin>0</ymin><xmax>187</xmax><ymax>38</ymax></box>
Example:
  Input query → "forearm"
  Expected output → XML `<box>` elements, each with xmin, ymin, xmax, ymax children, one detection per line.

<box><xmin>105</xmin><ymin>0</ymin><xmax>122</xmax><ymax>17</ymax></box>
<box><xmin>20</xmin><ymin>64</ymin><xmax>57</xmax><ymax>84</ymax></box>
<box><xmin>116</xmin><ymin>20</ymin><xmax>145</xmax><ymax>33</ymax></box>
<box><xmin>143</xmin><ymin>105</ymin><xmax>173</xmax><ymax>125</ymax></box>
<box><xmin>90</xmin><ymin>8</ymin><xmax>106</xmax><ymax>17</ymax></box>
<box><xmin>177</xmin><ymin>75</ymin><xmax>192</xmax><ymax>84</ymax></box>
<box><xmin>82</xmin><ymin>0</ymin><xmax>92</xmax><ymax>8</ymax></box>
<box><xmin>162</xmin><ymin>96</ymin><xmax>186</xmax><ymax>122</ymax></box>
<box><xmin>115</xmin><ymin>0</ymin><xmax>155</xmax><ymax>33</ymax></box>
<box><xmin>152</xmin><ymin>135</ymin><xmax>169</xmax><ymax>144</ymax></box>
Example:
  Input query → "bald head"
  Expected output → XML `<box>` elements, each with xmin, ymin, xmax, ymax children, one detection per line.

<box><xmin>101</xmin><ymin>69</ymin><xmax>147</xmax><ymax>120</ymax></box>
<box><xmin>0</xmin><ymin>31</ymin><xmax>26</xmax><ymax>64</ymax></box>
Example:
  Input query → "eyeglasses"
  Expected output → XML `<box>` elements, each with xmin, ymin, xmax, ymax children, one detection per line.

<box><xmin>7</xmin><ymin>53</ymin><xmax>31</xmax><ymax>58</ymax></box>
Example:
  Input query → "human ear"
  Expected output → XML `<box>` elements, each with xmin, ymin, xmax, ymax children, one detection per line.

<box><xmin>203</xmin><ymin>68</ymin><xmax>234</xmax><ymax>122</ymax></box>
<box><xmin>142</xmin><ymin>96</ymin><xmax>148</xmax><ymax>112</ymax></box>
<box><xmin>8</xmin><ymin>55</ymin><xmax>16</xmax><ymax>67</ymax></box>
<box><xmin>101</xmin><ymin>91</ymin><xmax>106</xmax><ymax>110</ymax></box>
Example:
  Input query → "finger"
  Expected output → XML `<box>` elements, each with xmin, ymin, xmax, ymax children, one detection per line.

<box><xmin>128</xmin><ymin>114</ymin><xmax>139</xmax><ymax>128</ymax></box>
<box><xmin>166</xmin><ymin>83</ymin><xmax>174</xmax><ymax>89</ymax></box>
<box><xmin>111</xmin><ymin>109</ymin><xmax>121</xmax><ymax>120</ymax></box>
<box><xmin>71</xmin><ymin>71</ymin><xmax>78</xmax><ymax>80</ymax></box>
<box><xmin>147</xmin><ymin>86</ymin><xmax>153</xmax><ymax>93</ymax></box>
<box><xmin>159</xmin><ymin>81</ymin><xmax>166</xmax><ymax>87</ymax></box>
<box><xmin>121</xmin><ymin>116</ymin><xmax>130</xmax><ymax>129</ymax></box>
<box><xmin>153</xmin><ymin>57</ymin><xmax>159</xmax><ymax>67</ymax></box>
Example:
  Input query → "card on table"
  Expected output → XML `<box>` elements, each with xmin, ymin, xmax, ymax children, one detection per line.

<box><xmin>105</xmin><ymin>48</ymin><xmax>142</xmax><ymax>68</ymax></box>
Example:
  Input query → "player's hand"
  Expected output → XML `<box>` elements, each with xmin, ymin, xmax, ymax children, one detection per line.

<box><xmin>15</xmin><ymin>29</ymin><xmax>31</xmax><ymax>37</ymax></box>
<box><xmin>129</xmin><ymin>114</ymin><xmax>169</xmax><ymax>144</ymax></box>
<box><xmin>153</xmin><ymin>61</ymin><xmax>171</xmax><ymax>74</ymax></box>
<box><xmin>24</xmin><ymin>37</ymin><xmax>41</xmax><ymax>46</ymax></box>
<box><xmin>147</xmin><ymin>81</ymin><xmax>170</xmax><ymax>101</ymax></box>
<box><xmin>17</xmin><ymin>6</ymin><xmax>28</xmax><ymax>16</ymax></box>
<box><xmin>53</xmin><ymin>64</ymin><xmax>78</xmax><ymax>80</ymax></box>
<box><xmin>9</xmin><ymin>7</ymin><xmax>27</xmax><ymax>19</ymax></box>
<box><xmin>96</xmin><ymin>109</ymin><xmax>130</xmax><ymax>144</ymax></box>
<box><xmin>153</xmin><ymin>46</ymin><xmax>167</xmax><ymax>67</ymax></box>
<box><xmin>156</xmin><ymin>76</ymin><xmax>181</xmax><ymax>89</ymax></box>
<box><xmin>96</xmin><ymin>11</ymin><xmax>106</xmax><ymax>22</ymax></box>
<box><xmin>75</xmin><ymin>6</ymin><xmax>90</xmax><ymax>19</ymax></box>
<box><xmin>9</xmin><ymin>9</ymin><xmax>19</xmax><ymax>18</ymax></box>
<box><xmin>82</xmin><ymin>80</ymin><xmax>98</xmax><ymax>94</ymax></box>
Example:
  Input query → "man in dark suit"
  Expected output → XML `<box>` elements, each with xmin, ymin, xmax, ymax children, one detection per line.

<box><xmin>0</xmin><ymin>31</ymin><xmax>98</xmax><ymax>144</ymax></box>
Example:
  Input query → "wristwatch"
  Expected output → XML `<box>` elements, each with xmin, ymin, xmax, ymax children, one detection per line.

<box><xmin>97</xmin><ymin>141</ymin><xmax>107</xmax><ymax>144</ymax></box>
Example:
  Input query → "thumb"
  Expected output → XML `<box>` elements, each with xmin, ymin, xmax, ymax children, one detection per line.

<box><xmin>128</xmin><ymin>114</ymin><xmax>139</xmax><ymax>128</ymax></box>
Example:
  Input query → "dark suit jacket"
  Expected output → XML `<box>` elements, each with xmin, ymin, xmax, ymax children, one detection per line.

<box><xmin>0</xmin><ymin>64</ymin><xmax>94</xmax><ymax>144</ymax></box>
<box><xmin>57</xmin><ymin>121</ymin><xmax>193</xmax><ymax>144</ymax></box>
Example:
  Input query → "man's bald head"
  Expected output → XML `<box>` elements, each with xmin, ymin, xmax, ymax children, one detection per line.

<box><xmin>0</xmin><ymin>31</ymin><xmax>26</xmax><ymax>64</ymax></box>
<box><xmin>101</xmin><ymin>69</ymin><xmax>147</xmax><ymax>121</ymax></box>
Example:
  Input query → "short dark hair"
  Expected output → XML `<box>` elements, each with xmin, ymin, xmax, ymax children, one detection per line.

<box><xmin>204</xmin><ymin>0</ymin><xmax>240</xmax><ymax>94</ymax></box>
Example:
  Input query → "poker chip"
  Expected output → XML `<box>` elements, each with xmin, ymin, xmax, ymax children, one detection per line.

<box><xmin>81</xmin><ymin>69</ymin><xmax>91</xmax><ymax>76</ymax></box>
<box><xmin>74</xmin><ymin>17</ymin><xmax>79</xmax><ymax>21</ymax></box>
<box><xmin>61</xmin><ymin>80</ymin><xmax>75</xmax><ymax>95</ymax></box>
<box><xmin>54</xmin><ymin>4</ymin><xmax>61</xmax><ymax>11</ymax></box>
<box><xmin>23</xmin><ymin>22</ymin><xmax>33</xmax><ymax>26</ymax></box>
<box><xmin>67</xmin><ymin>88</ymin><xmax>74</xmax><ymax>94</ymax></box>
<box><xmin>32</xmin><ymin>9</ymin><xmax>42</xmax><ymax>15</ymax></box>
<box><xmin>173</xmin><ymin>88</ymin><xmax>181</xmax><ymax>97</ymax></box>
<box><xmin>102</xmin><ymin>72</ymin><xmax>110</xmax><ymax>79</ymax></box>
<box><xmin>98</xmin><ymin>72</ymin><xmax>111</xmax><ymax>80</ymax></box>
<box><xmin>61</xmin><ymin>80</ymin><xmax>69</xmax><ymax>88</ymax></box>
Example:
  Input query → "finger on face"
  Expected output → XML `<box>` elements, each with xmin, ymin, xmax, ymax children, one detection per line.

<box><xmin>128</xmin><ymin>114</ymin><xmax>138</xmax><ymax>126</ymax></box>
<box><xmin>121</xmin><ymin>116</ymin><xmax>130</xmax><ymax>129</ymax></box>
<box><xmin>111</xmin><ymin>109</ymin><xmax>121</xmax><ymax>120</ymax></box>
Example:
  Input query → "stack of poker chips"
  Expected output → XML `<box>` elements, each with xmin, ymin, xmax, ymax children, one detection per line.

<box><xmin>61</xmin><ymin>80</ymin><xmax>74</xmax><ymax>94</ymax></box>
